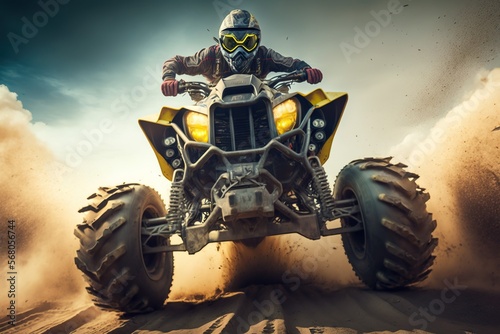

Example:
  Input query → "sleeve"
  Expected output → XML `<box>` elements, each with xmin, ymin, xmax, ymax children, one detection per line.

<box><xmin>261</xmin><ymin>46</ymin><xmax>311</xmax><ymax>73</ymax></box>
<box><xmin>162</xmin><ymin>46</ymin><xmax>217</xmax><ymax>80</ymax></box>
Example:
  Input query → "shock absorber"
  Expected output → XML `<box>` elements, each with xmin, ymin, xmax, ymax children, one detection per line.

<box><xmin>166</xmin><ymin>169</ymin><xmax>185</xmax><ymax>232</ymax></box>
<box><xmin>309</xmin><ymin>156</ymin><xmax>336</xmax><ymax>222</ymax></box>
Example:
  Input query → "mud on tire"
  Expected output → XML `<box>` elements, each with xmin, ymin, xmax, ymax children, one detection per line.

<box><xmin>74</xmin><ymin>183</ymin><xmax>173</xmax><ymax>313</ymax></box>
<box><xmin>334</xmin><ymin>157</ymin><xmax>438</xmax><ymax>289</ymax></box>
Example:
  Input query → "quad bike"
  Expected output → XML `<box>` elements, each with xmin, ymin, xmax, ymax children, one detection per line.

<box><xmin>74</xmin><ymin>71</ymin><xmax>438</xmax><ymax>313</ymax></box>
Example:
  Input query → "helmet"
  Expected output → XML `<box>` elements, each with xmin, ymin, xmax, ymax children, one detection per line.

<box><xmin>219</xmin><ymin>9</ymin><xmax>261</xmax><ymax>73</ymax></box>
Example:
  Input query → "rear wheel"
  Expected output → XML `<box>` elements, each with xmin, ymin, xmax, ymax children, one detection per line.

<box><xmin>74</xmin><ymin>183</ymin><xmax>173</xmax><ymax>313</ymax></box>
<box><xmin>334</xmin><ymin>157</ymin><xmax>438</xmax><ymax>289</ymax></box>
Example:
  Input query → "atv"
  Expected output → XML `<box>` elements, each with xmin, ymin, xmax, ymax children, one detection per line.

<box><xmin>74</xmin><ymin>71</ymin><xmax>438</xmax><ymax>313</ymax></box>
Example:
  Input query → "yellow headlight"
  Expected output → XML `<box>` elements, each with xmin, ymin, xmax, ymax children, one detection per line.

<box><xmin>185</xmin><ymin>112</ymin><xmax>209</xmax><ymax>143</ymax></box>
<box><xmin>273</xmin><ymin>98</ymin><xmax>299</xmax><ymax>135</ymax></box>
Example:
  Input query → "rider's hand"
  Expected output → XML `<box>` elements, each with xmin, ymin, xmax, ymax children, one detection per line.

<box><xmin>305</xmin><ymin>68</ymin><xmax>323</xmax><ymax>84</ymax></box>
<box><xmin>161</xmin><ymin>79</ymin><xmax>179</xmax><ymax>96</ymax></box>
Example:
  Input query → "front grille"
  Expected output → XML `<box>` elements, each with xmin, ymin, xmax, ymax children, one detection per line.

<box><xmin>213</xmin><ymin>100</ymin><xmax>271</xmax><ymax>151</ymax></box>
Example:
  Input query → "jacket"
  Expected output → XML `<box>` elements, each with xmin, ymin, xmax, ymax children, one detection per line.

<box><xmin>162</xmin><ymin>45</ymin><xmax>310</xmax><ymax>84</ymax></box>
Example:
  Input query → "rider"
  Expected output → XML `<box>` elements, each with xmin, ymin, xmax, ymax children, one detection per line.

<box><xmin>161</xmin><ymin>9</ymin><xmax>323</xmax><ymax>96</ymax></box>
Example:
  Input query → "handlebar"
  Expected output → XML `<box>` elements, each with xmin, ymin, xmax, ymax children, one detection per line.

<box><xmin>177</xmin><ymin>70</ymin><xmax>308</xmax><ymax>100</ymax></box>
<box><xmin>178</xmin><ymin>81</ymin><xmax>212</xmax><ymax>95</ymax></box>
<box><xmin>265</xmin><ymin>70</ymin><xmax>307</xmax><ymax>89</ymax></box>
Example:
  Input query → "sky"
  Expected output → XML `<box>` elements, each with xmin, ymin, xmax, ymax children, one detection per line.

<box><xmin>1</xmin><ymin>0</ymin><xmax>499</xmax><ymax>191</ymax></box>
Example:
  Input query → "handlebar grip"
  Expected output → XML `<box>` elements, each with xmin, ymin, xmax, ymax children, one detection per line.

<box><xmin>284</xmin><ymin>71</ymin><xmax>307</xmax><ymax>83</ymax></box>
<box><xmin>177</xmin><ymin>82</ymin><xmax>186</xmax><ymax>94</ymax></box>
<box><xmin>176</xmin><ymin>81</ymin><xmax>212</xmax><ymax>96</ymax></box>
<box><xmin>295</xmin><ymin>71</ymin><xmax>308</xmax><ymax>82</ymax></box>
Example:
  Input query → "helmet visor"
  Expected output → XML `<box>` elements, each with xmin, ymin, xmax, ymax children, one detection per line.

<box><xmin>221</xmin><ymin>33</ymin><xmax>259</xmax><ymax>53</ymax></box>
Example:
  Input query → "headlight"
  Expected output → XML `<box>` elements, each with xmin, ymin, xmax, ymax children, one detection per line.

<box><xmin>185</xmin><ymin>111</ymin><xmax>208</xmax><ymax>143</ymax></box>
<box><xmin>273</xmin><ymin>98</ymin><xmax>299</xmax><ymax>135</ymax></box>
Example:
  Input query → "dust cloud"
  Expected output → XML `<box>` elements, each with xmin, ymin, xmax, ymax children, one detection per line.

<box><xmin>170</xmin><ymin>226</ymin><xmax>356</xmax><ymax>300</ymax></box>
<box><xmin>216</xmin><ymin>233</ymin><xmax>356</xmax><ymax>293</ymax></box>
<box><xmin>0</xmin><ymin>85</ymin><xmax>85</xmax><ymax>310</ymax></box>
<box><xmin>169</xmin><ymin>232</ymin><xmax>354</xmax><ymax>301</ymax></box>
<box><xmin>391</xmin><ymin>68</ymin><xmax>500</xmax><ymax>291</ymax></box>
<box><xmin>168</xmin><ymin>242</ymin><xmax>228</xmax><ymax>301</ymax></box>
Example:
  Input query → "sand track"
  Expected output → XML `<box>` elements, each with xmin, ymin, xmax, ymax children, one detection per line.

<box><xmin>2</xmin><ymin>284</ymin><xmax>499</xmax><ymax>333</ymax></box>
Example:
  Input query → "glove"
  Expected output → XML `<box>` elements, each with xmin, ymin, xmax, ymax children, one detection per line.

<box><xmin>305</xmin><ymin>68</ymin><xmax>323</xmax><ymax>84</ymax></box>
<box><xmin>161</xmin><ymin>79</ymin><xmax>179</xmax><ymax>96</ymax></box>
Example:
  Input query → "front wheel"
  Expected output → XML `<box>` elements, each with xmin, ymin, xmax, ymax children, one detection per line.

<box><xmin>74</xmin><ymin>184</ymin><xmax>173</xmax><ymax>313</ymax></box>
<box><xmin>334</xmin><ymin>157</ymin><xmax>438</xmax><ymax>289</ymax></box>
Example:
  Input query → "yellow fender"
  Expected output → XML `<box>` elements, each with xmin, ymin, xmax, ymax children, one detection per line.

<box><xmin>297</xmin><ymin>89</ymin><xmax>349</xmax><ymax>165</ymax></box>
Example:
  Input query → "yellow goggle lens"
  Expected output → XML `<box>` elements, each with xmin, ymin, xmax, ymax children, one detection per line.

<box><xmin>273</xmin><ymin>99</ymin><xmax>299</xmax><ymax>135</ymax></box>
<box><xmin>186</xmin><ymin>112</ymin><xmax>209</xmax><ymax>143</ymax></box>
<box><xmin>221</xmin><ymin>33</ymin><xmax>259</xmax><ymax>53</ymax></box>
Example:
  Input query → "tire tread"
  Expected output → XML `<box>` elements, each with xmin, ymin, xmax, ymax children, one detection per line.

<box><xmin>335</xmin><ymin>157</ymin><xmax>438</xmax><ymax>290</ymax></box>
<box><xmin>74</xmin><ymin>184</ymin><xmax>172</xmax><ymax>313</ymax></box>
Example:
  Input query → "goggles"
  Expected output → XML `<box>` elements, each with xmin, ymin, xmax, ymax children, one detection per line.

<box><xmin>220</xmin><ymin>33</ymin><xmax>259</xmax><ymax>53</ymax></box>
